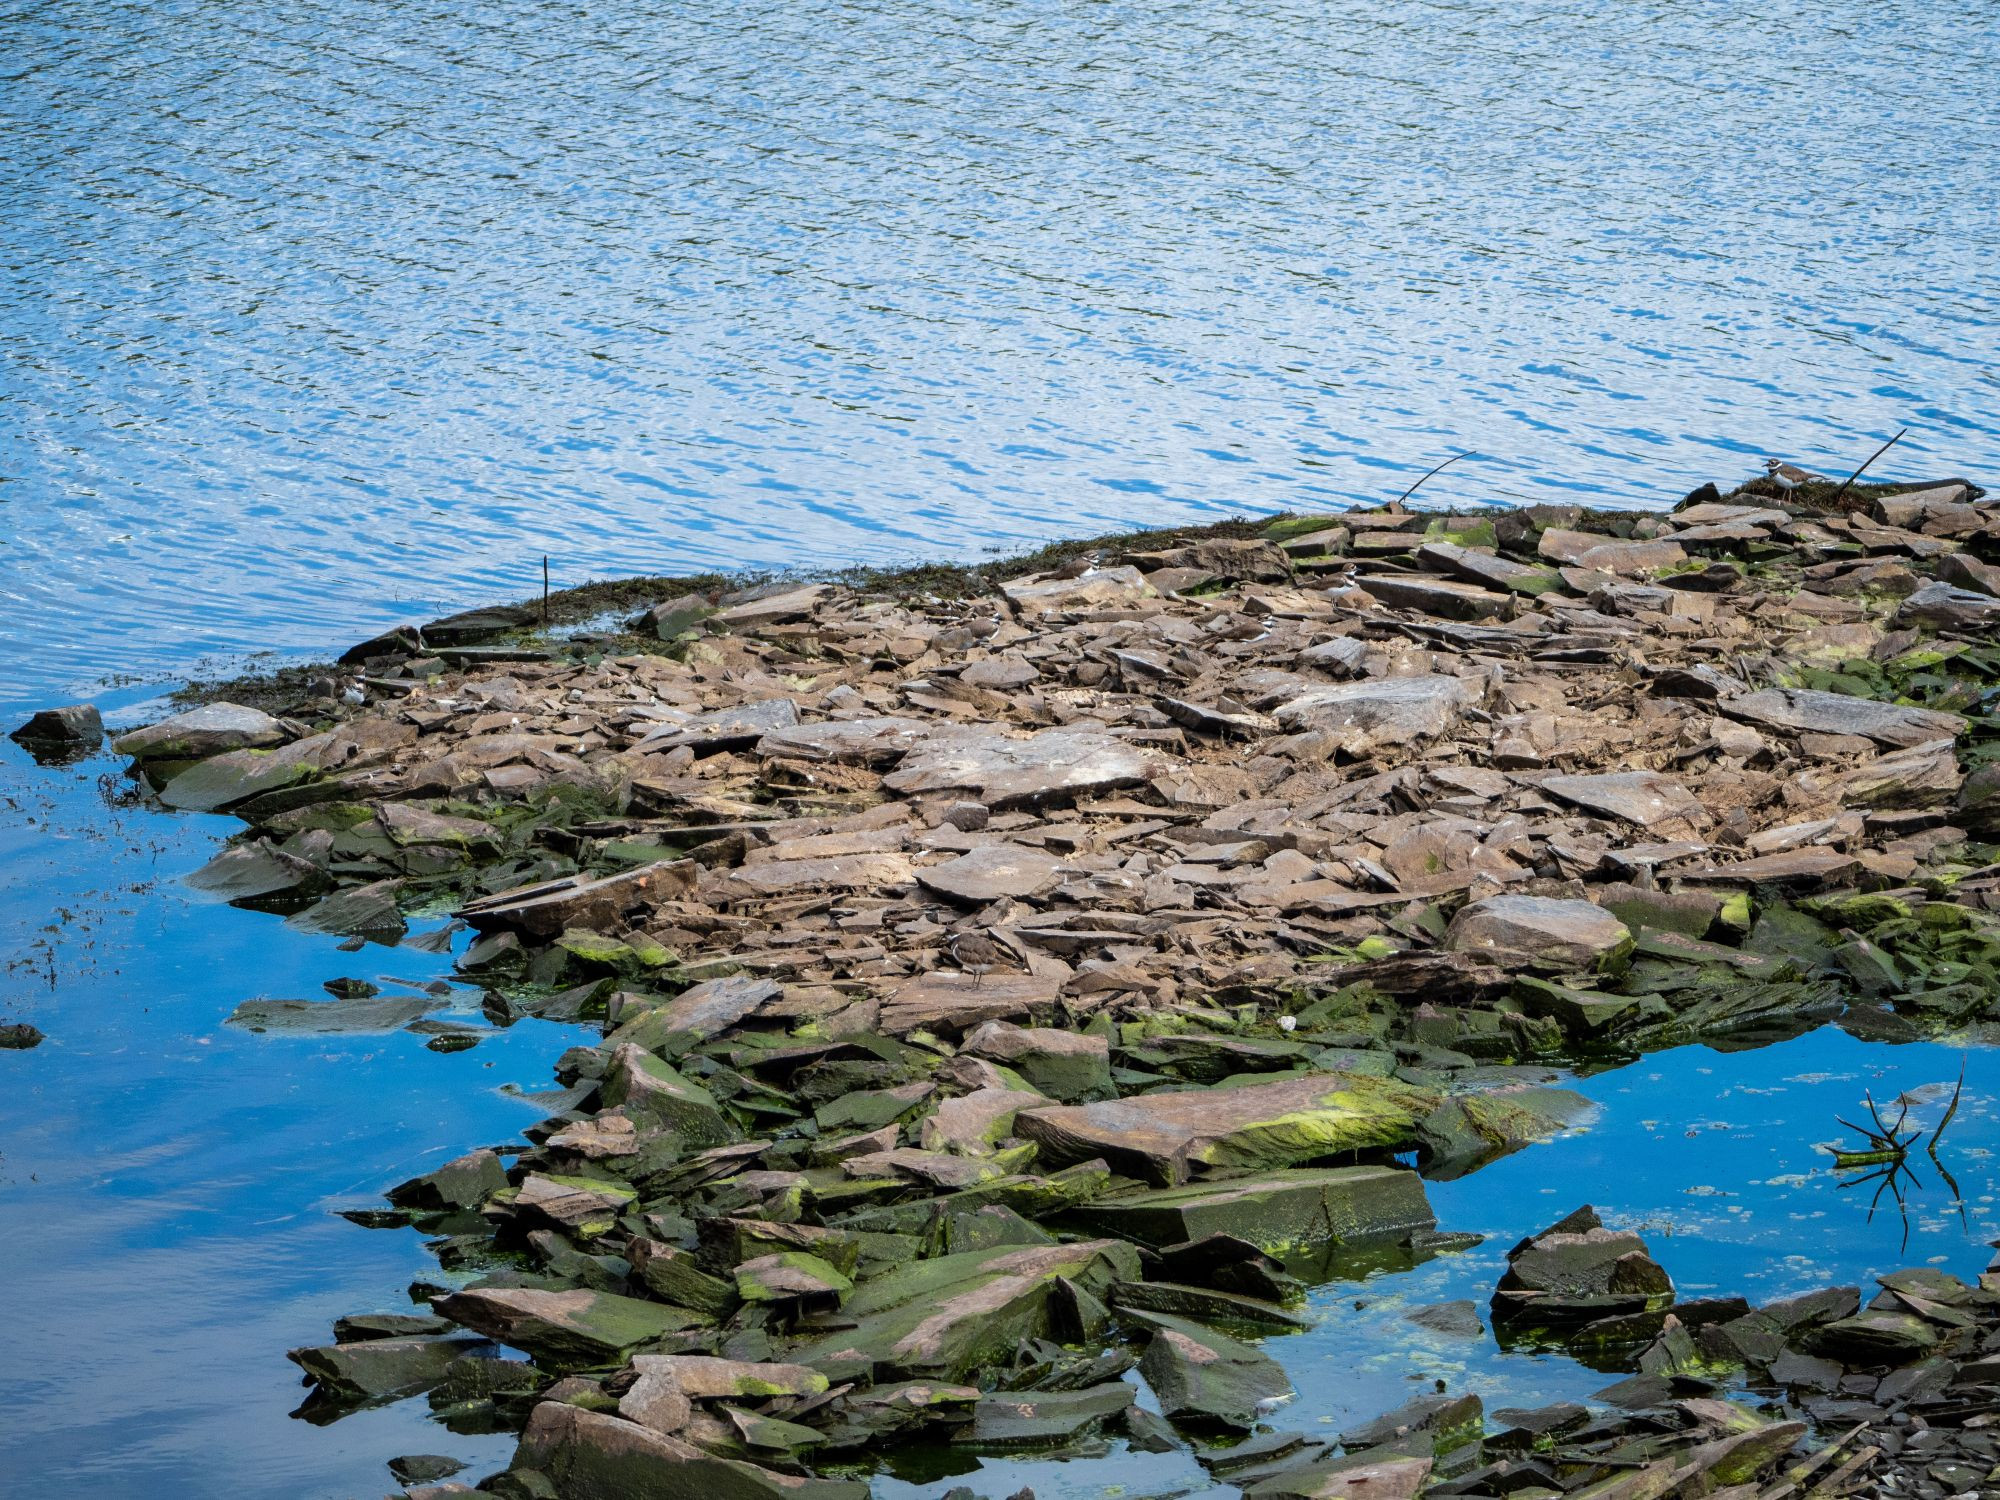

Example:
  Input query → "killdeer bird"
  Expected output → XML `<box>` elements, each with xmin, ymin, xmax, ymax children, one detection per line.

<box><xmin>1763</xmin><ymin>458</ymin><xmax>1826</xmax><ymax>497</ymax></box>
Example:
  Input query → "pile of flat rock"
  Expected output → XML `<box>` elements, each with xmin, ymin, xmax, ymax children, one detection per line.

<box><xmin>77</xmin><ymin>471</ymin><xmax>2000</xmax><ymax>1498</ymax></box>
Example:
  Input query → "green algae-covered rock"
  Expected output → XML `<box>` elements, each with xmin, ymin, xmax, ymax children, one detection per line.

<box><xmin>1134</xmin><ymin>1311</ymin><xmax>1291</xmax><ymax>1430</ymax></box>
<box><xmin>784</xmin><ymin>1238</ymin><xmax>1140</xmax><ymax>1382</ymax></box>
<box><xmin>436</xmin><ymin>1287</ymin><xmax>704</xmax><ymax>1368</ymax></box>
<box><xmin>963</xmin><ymin>1380</ymin><xmax>1133</xmax><ymax>1448</ymax></box>
<box><xmin>389</xmin><ymin>1148</ymin><xmax>509</xmax><ymax>1212</ymax></box>
<box><xmin>287</xmin><ymin>1335</ymin><xmax>481</xmax><ymax>1401</ymax></box>
<box><xmin>1015</xmin><ymin>1072</ymin><xmax>1436</xmax><ymax>1186</ymax></box>
<box><xmin>1416</xmin><ymin>1088</ymin><xmax>1594</xmax><ymax>1179</ymax></box>
<box><xmin>513</xmin><ymin>1401</ymin><xmax>869</xmax><ymax>1500</ymax></box>
<box><xmin>1062</xmin><ymin>1165</ymin><xmax>1434</xmax><ymax>1253</ymax></box>
<box><xmin>598</xmin><ymin>1043</ymin><xmax>739</xmax><ymax>1146</ymax></box>
<box><xmin>734</xmin><ymin>1252</ymin><xmax>854</xmax><ymax>1304</ymax></box>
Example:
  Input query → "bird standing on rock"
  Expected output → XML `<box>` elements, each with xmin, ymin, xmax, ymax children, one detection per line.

<box><xmin>1763</xmin><ymin>458</ymin><xmax>1825</xmax><ymax>497</ymax></box>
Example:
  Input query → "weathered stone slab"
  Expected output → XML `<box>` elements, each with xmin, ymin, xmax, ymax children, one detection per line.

<box><xmin>1001</xmin><ymin>566</ymin><xmax>1153</xmax><ymax>617</ymax></box>
<box><xmin>756</xmin><ymin>716</ymin><xmax>937</xmax><ymax>766</ymax></box>
<box><xmin>1718</xmin><ymin>687</ymin><xmax>1966</xmax><ymax>748</ymax></box>
<box><xmin>460</xmin><ymin>861</ymin><xmax>697</xmax><ymax>937</ymax></box>
<box><xmin>1444</xmin><ymin>896</ymin><xmax>1632</xmax><ymax>972</ymax></box>
<box><xmin>115</xmin><ymin>702</ymin><xmax>287</xmax><ymax>760</ymax></box>
<box><xmin>226</xmin><ymin>993</ymin><xmax>442</xmax><ymax>1033</ymax></box>
<box><xmin>1273</xmin><ymin>675</ymin><xmax>1474</xmax><ymax>750</ymax></box>
<box><xmin>877</xmin><ymin>972</ymin><xmax>1061</xmax><ymax>1036</ymax></box>
<box><xmin>1540</xmin><ymin>771</ymin><xmax>1708</xmax><ymax>829</ymax></box>
<box><xmin>917</xmin><ymin>846</ymin><xmax>1070</xmax><ymax>903</ymax></box>
<box><xmin>512</xmin><ymin>1402</ymin><xmax>869</xmax><ymax>1500</ymax></box>
<box><xmin>883</xmin><ymin>727</ymin><xmax>1159</xmax><ymax>809</ymax></box>
<box><xmin>1137</xmin><ymin>1312</ymin><xmax>1291</xmax><ymax>1430</ymax></box>
<box><xmin>287</xmin><ymin>1335</ymin><xmax>480</xmax><ymax>1401</ymax></box>
<box><xmin>1016</xmin><ymin>1072</ymin><xmax>1436</xmax><ymax>1186</ymax></box>
<box><xmin>1063</xmin><ymin>1165</ymin><xmax>1435</xmax><ymax>1251</ymax></box>
<box><xmin>435</xmin><ymin>1287</ymin><xmax>704</xmax><ymax>1366</ymax></box>
<box><xmin>785</xmin><ymin>1239</ymin><xmax>1140</xmax><ymax>1381</ymax></box>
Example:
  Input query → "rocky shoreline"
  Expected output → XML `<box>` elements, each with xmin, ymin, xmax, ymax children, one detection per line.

<box><xmin>33</xmin><ymin>466</ymin><xmax>2000</xmax><ymax>1499</ymax></box>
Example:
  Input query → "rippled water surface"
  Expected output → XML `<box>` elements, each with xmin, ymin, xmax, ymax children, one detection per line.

<box><xmin>5</xmin><ymin>0</ymin><xmax>1999</xmax><ymax>701</ymax></box>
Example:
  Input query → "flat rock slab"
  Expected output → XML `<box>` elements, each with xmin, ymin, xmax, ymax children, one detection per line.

<box><xmin>1137</xmin><ymin>1312</ymin><xmax>1292</xmax><ymax>1430</ymax></box>
<box><xmin>1001</xmin><ymin>566</ymin><xmax>1153</xmax><ymax>617</ymax></box>
<box><xmin>1445</xmin><ymin>895</ymin><xmax>1632</xmax><ymax>972</ymax></box>
<box><xmin>1718</xmin><ymin>687</ymin><xmax>1966</xmax><ymax>748</ymax></box>
<box><xmin>435</xmin><ymin>1287</ymin><xmax>705</xmax><ymax>1367</ymax></box>
<box><xmin>1064</xmin><ymin>1165</ymin><xmax>1435</xmax><ymax>1252</ymax></box>
<box><xmin>1896</xmin><ymin>580</ymin><xmax>2000</xmax><ymax>632</ymax></box>
<box><xmin>115</xmin><ymin>702</ymin><xmax>288</xmax><ymax>760</ymax></box>
<box><xmin>12</xmin><ymin>704</ymin><xmax>103</xmax><ymax>745</ymax></box>
<box><xmin>186</xmin><ymin>840</ymin><xmax>327</xmax><ymax>902</ymax></box>
<box><xmin>785</xmin><ymin>1239</ymin><xmax>1140</xmax><ymax>1381</ymax></box>
<box><xmin>917</xmin><ymin>845</ymin><xmax>1071</xmax><ymax>903</ymax></box>
<box><xmin>756</xmin><ymin>716</ymin><xmax>938</xmax><ymax>766</ymax></box>
<box><xmin>1273</xmin><ymin>675</ymin><xmax>1474</xmax><ymax>750</ymax></box>
<box><xmin>460</xmin><ymin>860</ymin><xmax>697</xmax><ymax>937</ymax></box>
<box><xmin>883</xmin><ymin>727</ymin><xmax>1159</xmax><ymax>810</ymax></box>
<box><xmin>635</xmin><ymin>698</ymin><xmax>801</xmax><ymax>754</ymax></box>
<box><xmin>514</xmin><ymin>1402</ymin><xmax>869</xmax><ymax>1500</ymax></box>
<box><xmin>1016</xmin><ymin>1072</ymin><xmax>1437</xmax><ymax>1186</ymax></box>
<box><xmin>878</xmin><ymin>971</ymin><xmax>1062</xmax><ymax>1036</ymax></box>
<box><xmin>1362</xmin><ymin>575</ymin><xmax>1511</xmax><ymax>620</ymax></box>
<box><xmin>227</xmin><ymin>994</ymin><xmax>443</xmax><ymax>1033</ymax></box>
<box><xmin>1541</xmin><ymin>771</ymin><xmax>1708</xmax><ymax>829</ymax></box>
<box><xmin>287</xmin><ymin>1335</ymin><xmax>481</xmax><ymax>1402</ymax></box>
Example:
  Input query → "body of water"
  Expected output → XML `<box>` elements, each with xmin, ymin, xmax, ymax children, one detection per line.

<box><xmin>4</xmin><ymin>0</ymin><xmax>1998</xmax><ymax>701</ymax></box>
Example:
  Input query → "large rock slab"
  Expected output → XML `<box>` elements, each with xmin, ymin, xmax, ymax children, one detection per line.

<box><xmin>287</xmin><ymin>1335</ymin><xmax>480</xmax><ymax>1402</ymax></box>
<box><xmin>785</xmin><ymin>1239</ymin><xmax>1140</xmax><ymax>1381</ymax></box>
<box><xmin>917</xmin><ymin>846</ymin><xmax>1070</xmax><ymax>903</ymax></box>
<box><xmin>877</xmin><ymin>971</ymin><xmax>1061</xmax><ymax>1036</ymax></box>
<box><xmin>115</xmin><ymin>702</ymin><xmax>287</xmax><ymax>760</ymax></box>
<box><xmin>1001</xmin><ymin>566</ymin><xmax>1153</xmax><ymax>617</ymax></box>
<box><xmin>1016</xmin><ymin>1072</ymin><xmax>1436</xmax><ymax>1186</ymax></box>
<box><xmin>1137</xmin><ymin>1311</ymin><xmax>1292</xmax><ymax>1430</ymax></box>
<box><xmin>459</xmin><ymin>861</ymin><xmax>697</xmax><ymax>938</ymax></box>
<box><xmin>756</xmin><ymin>716</ymin><xmax>938</xmax><ymax>767</ymax></box>
<box><xmin>1896</xmin><ymin>580</ymin><xmax>2000</xmax><ymax>632</ymax></box>
<box><xmin>1064</xmin><ymin>1165</ymin><xmax>1435</xmax><ymax>1251</ymax></box>
<box><xmin>512</xmin><ymin>1401</ymin><xmax>868</xmax><ymax>1500</ymax></box>
<box><xmin>226</xmin><ymin>993</ymin><xmax>442</xmax><ymax>1033</ymax></box>
<box><xmin>1273</xmin><ymin>676</ymin><xmax>1474</xmax><ymax>751</ymax></box>
<box><xmin>1540</xmin><ymin>771</ymin><xmax>1708</xmax><ymax>830</ymax></box>
<box><xmin>435</xmin><ymin>1287</ymin><xmax>704</xmax><ymax>1367</ymax></box>
<box><xmin>598</xmin><ymin>1044</ymin><xmax>741</xmax><ymax>1145</ymax></box>
<box><xmin>883</xmin><ymin>727</ymin><xmax>1159</xmax><ymax>809</ymax></box>
<box><xmin>1718</xmin><ymin>687</ymin><xmax>1966</xmax><ymax>748</ymax></box>
<box><xmin>1445</xmin><ymin>896</ymin><xmax>1632</xmax><ymax>972</ymax></box>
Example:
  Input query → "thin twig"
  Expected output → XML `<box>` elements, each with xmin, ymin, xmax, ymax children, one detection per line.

<box><xmin>1393</xmin><ymin>451</ymin><xmax>1477</xmax><ymax>506</ymax></box>
<box><xmin>1927</xmin><ymin>1057</ymin><xmax>1966</xmax><ymax>1158</ymax></box>
<box><xmin>1825</xmin><ymin>429</ymin><xmax>1908</xmax><ymax>507</ymax></box>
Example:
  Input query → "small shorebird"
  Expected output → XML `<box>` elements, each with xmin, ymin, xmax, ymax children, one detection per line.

<box><xmin>1763</xmin><ymin>458</ymin><xmax>1826</xmax><ymax>497</ymax></box>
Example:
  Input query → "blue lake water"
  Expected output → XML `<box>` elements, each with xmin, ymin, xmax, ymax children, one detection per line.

<box><xmin>4</xmin><ymin>0</ymin><xmax>1999</xmax><ymax>702</ymax></box>
<box><xmin>5</xmin><ymin>0</ymin><xmax>2000</xmax><ymax>1495</ymax></box>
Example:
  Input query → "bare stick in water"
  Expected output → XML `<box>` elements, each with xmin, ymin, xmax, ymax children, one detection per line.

<box><xmin>1394</xmin><ymin>451</ymin><xmax>1477</xmax><ymax>507</ymax></box>
<box><xmin>543</xmin><ymin>556</ymin><xmax>551</xmax><ymax>626</ymax></box>
<box><xmin>1826</xmin><ymin>428</ymin><xmax>1908</xmax><ymax>507</ymax></box>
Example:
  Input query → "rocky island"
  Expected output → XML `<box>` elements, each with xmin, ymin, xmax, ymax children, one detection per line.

<box><xmin>56</xmin><ymin>467</ymin><xmax>2000</xmax><ymax>1499</ymax></box>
